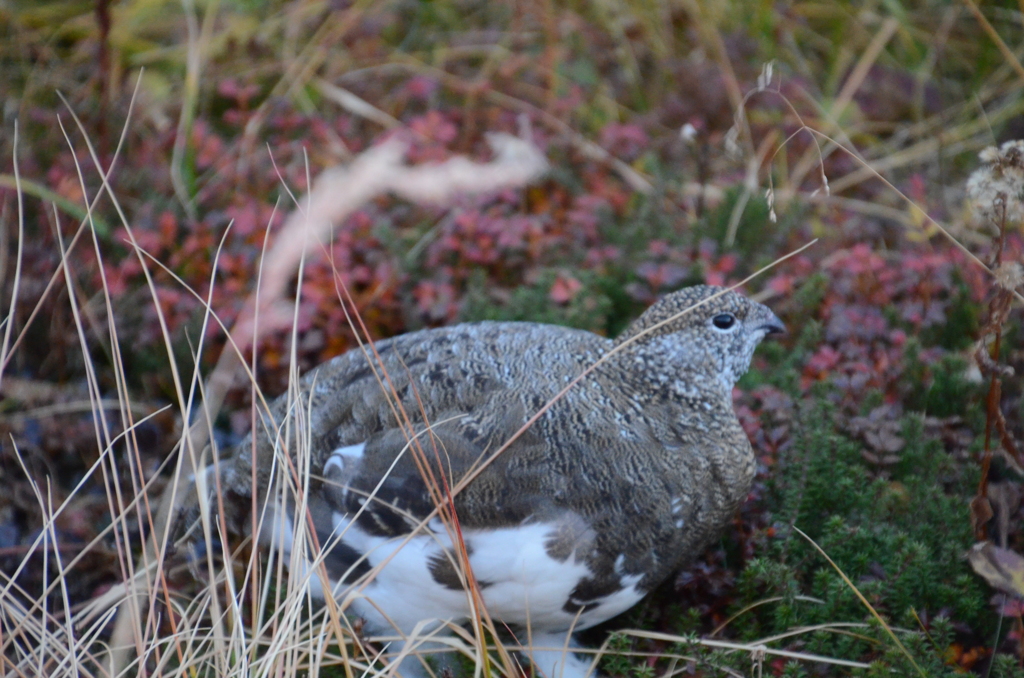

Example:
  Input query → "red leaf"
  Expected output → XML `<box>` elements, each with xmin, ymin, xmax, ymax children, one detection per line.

<box><xmin>549</xmin><ymin>275</ymin><xmax>583</xmax><ymax>304</ymax></box>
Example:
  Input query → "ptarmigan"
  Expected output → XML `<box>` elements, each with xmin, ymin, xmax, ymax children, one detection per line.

<box><xmin>175</xmin><ymin>285</ymin><xmax>784</xmax><ymax>678</ymax></box>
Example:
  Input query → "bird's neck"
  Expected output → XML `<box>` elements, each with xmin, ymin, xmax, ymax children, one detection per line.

<box><xmin>593</xmin><ymin>346</ymin><xmax>754</xmax><ymax>503</ymax></box>
<box><xmin>595</xmin><ymin>340</ymin><xmax>733</xmax><ymax>407</ymax></box>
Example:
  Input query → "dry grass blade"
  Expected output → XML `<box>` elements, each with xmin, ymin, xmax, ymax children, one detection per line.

<box><xmin>621</xmin><ymin>629</ymin><xmax>873</xmax><ymax>670</ymax></box>
<box><xmin>962</xmin><ymin>0</ymin><xmax>1024</xmax><ymax>83</ymax></box>
<box><xmin>0</xmin><ymin>125</ymin><xmax>24</xmax><ymax>392</ymax></box>
<box><xmin>316</xmin><ymin>79</ymin><xmax>401</xmax><ymax>130</ymax></box>
<box><xmin>0</xmin><ymin>74</ymin><xmax>139</xmax><ymax>378</ymax></box>
<box><xmin>48</xmin><ymin>89</ymin><xmax>210</xmax><ymax>676</ymax></box>
<box><xmin>709</xmin><ymin>595</ymin><xmax>825</xmax><ymax>637</ymax></box>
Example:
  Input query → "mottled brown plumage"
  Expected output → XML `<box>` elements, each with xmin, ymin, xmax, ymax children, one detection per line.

<box><xmin>174</xmin><ymin>284</ymin><xmax>783</xmax><ymax>678</ymax></box>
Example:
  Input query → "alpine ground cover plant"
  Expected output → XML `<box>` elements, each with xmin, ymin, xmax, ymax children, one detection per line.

<box><xmin>2</xmin><ymin>0</ymin><xmax>1024</xmax><ymax>676</ymax></box>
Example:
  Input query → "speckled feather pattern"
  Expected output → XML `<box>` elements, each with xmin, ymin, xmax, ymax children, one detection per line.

<box><xmin>175</xmin><ymin>285</ymin><xmax>783</xmax><ymax>676</ymax></box>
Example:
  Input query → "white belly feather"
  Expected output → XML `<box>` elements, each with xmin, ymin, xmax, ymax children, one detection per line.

<box><xmin>263</xmin><ymin>504</ymin><xmax>644</xmax><ymax>634</ymax></box>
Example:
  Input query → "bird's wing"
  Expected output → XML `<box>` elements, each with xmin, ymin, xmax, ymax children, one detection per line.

<box><xmin>317</xmin><ymin>394</ymin><xmax>550</xmax><ymax>538</ymax></box>
<box><xmin>176</xmin><ymin>321</ymin><xmax>605</xmax><ymax>543</ymax></box>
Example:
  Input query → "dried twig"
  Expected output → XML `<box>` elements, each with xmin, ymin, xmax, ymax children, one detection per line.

<box><xmin>967</xmin><ymin>142</ymin><xmax>1024</xmax><ymax>540</ymax></box>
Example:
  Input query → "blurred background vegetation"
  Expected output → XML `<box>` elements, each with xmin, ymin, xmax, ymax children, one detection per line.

<box><xmin>2</xmin><ymin>0</ymin><xmax>1024</xmax><ymax>675</ymax></box>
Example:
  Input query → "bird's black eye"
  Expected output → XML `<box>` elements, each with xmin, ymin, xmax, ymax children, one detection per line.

<box><xmin>711</xmin><ymin>313</ymin><xmax>737</xmax><ymax>331</ymax></box>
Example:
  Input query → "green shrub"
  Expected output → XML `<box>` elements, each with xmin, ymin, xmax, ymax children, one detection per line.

<box><xmin>727</xmin><ymin>399</ymin><xmax>989</xmax><ymax>672</ymax></box>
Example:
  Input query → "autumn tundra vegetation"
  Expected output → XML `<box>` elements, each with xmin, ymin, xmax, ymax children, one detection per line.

<box><xmin>1</xmin><ymin>1</ymin><xmax>1024</xmax><ymax>677</ymax></box>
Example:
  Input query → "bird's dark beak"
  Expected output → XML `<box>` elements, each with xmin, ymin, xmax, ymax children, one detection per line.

<box><xmin>760</xmin><ymin>313</ymin><xmax>786</xmax><ymax>336</ymax></box>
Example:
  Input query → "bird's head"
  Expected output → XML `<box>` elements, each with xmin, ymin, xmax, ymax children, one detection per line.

<box><xmin>613</xmin><ymin>285</ymin><xmax>785</xmax><ymax>392</ymax></box>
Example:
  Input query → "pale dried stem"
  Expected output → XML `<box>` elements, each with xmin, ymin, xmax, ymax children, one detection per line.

<box><xmin>377</xmin><ymin>55</ymin><xmax>654</xmax><ymax>194</ymax></box>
